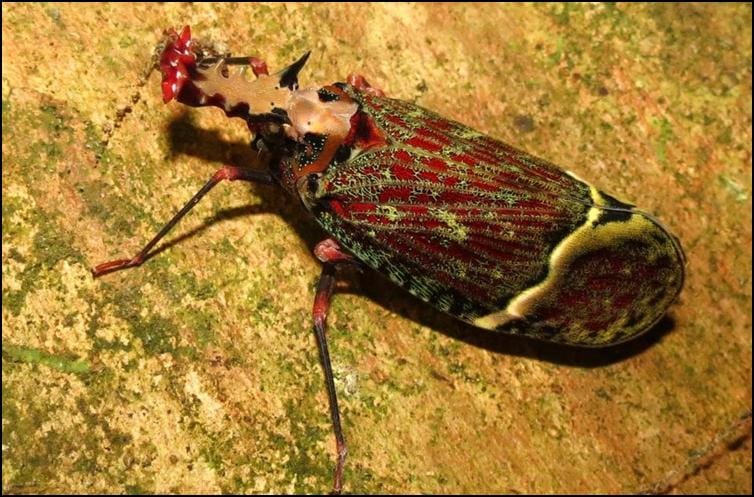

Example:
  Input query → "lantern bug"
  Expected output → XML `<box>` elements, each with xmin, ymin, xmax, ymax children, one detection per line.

<box><xmin>92</xmin><ymin>26</ymin><xmax>685</xmax><ymax>493</ymax></box>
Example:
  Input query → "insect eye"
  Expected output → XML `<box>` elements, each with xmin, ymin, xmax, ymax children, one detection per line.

<box><xmin>334</xmin><ymin>144</ymin><xmax>351</xmax><ymax>163</ymax></box>
<box><xmin>317</xmin><ymin>88</ymin><xmax>340</xmax><ymax>102</ymax></box>
<box><xmin>307</xmin><ymin>174</ymin><xmax>320</xmax><ymax>194</ymax></box>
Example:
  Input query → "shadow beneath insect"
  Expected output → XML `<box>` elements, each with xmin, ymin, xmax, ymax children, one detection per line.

<box><xmin>166</xmin><ymin>115</ymin><xmax>262</xmax><ymax>167</ymax></box>
<box><xmin>141</xmin><ymin>206</ymin><xmax>263</xmax><ymax>261</ymax></box>
<box><xmin>158</xmin><ymin>112</ymin><xmax>326</xmax><ymax>253</ymax></box>
<box><xmin>341</xmin><ymin>268</ymin><xmax>676</xmax><ymax>368</ymax></box>
<box><xmin>163</xmin><ymin>114</ymin><xmax>675</xmax><ymax>368</ymax></box>
<box><xmin>165</xmin><ymin>111</ymin><xmax>326</xmax><ymax>225</ymax></box>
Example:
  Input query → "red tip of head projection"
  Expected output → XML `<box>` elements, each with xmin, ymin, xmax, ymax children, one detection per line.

<box><xmin>249</xmin><ymin>57</ymin><xmax>269</xmax><ymax>77</ymax></box>
<box><xmin>160</xmin><ymin>25</ymin><xmax>197</xmax><ymax>103</ymax></box>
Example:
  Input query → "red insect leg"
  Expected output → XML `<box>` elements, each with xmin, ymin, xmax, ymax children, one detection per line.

<box><xmin>311</xmin><ymin>238</ymin><xmax>357</xmax><ymax>494</ymax></box>
<box><xmin>346</xmin><ymin>73</ymin><xmax>386</xmax><ymax>97</ymax></box>
<box><xmin>92</xmin><ymin>166</ymin><xmax>273</xmax><ymax>277</ymax></box>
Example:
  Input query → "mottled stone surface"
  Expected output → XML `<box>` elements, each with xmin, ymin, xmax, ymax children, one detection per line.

<box><xmin>3</xmin><ymin>3</ymin><xmax>751</xmax><ymax>494</ymax></box>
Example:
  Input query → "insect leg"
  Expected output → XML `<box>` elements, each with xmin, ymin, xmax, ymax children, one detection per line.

<box><xmin>345</xmin><ymin>74</ymin><xmax>386</xmax><ymax>97</ymax></box>
<box><xmin>92</xmin><ymin>165</ymin><xmax>274</xmax><ymax>277</ymax></box>
<box><xmin>311</xmin><ymin>238</ymin><xmax>357</xmax><ymax>494</ymax></box>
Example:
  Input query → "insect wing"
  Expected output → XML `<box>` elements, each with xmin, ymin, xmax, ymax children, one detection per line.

<box><xmin>314</xmin><ymin>93</ymin><xmax>592</xmax><ymax>322</ymax></box>
<box><xmin>312</xmin><ymin>90</ymin><xmax>684</xmax><ymax>346</ymax></box>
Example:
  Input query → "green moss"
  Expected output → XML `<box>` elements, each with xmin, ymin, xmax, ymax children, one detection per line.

<box><xmin>131</xmin><ymin>314</ymin><xmax>180</xmax><ymax>355</ymax></box>
<box><xmin>278</xmin><ymin>397</ymin><xmax>332</xmax><ymax>493</ymax></box>
<box><xmin>27</xmin><ymin>139</ymin><xmax>63</xmax><ymax>174</ymax></box>
<box><xmin>2</xmin><ymin>290</ymin><xmax>25</xmax><ymax>316</ymax></box>
<box><xmin>77</xmin><ymin>179</ymin><xmax>144</xmax><ymax>237</ymax></box>
<box><xmin>2</xmin><ymin>98</ymin><xmax>11</xmax><ymax>131</ymax></box>
<box><xmin>124</xmin><ymin>484</ymin><xmax>146</xmax><ymax>495</ymax></box>
<box><xmin>546</xmin><ymin>36</ymin><xmax>575</xmax><ymax>68</ymax></box>
<box><xmin>3</xmin><ymin>215</ymin><xmax>84</xmax><ymax>316</ymax></box>
<box><xmin>357</xmin><ymin>391</ymin><xmax>389</xmax><ymax>420</ymax></box>
<box><xmin>201</xmin><ymin>441</ymin><xmax>229</xmax><ymax>472</ymax></box>
<box><xmin>15</xmin><ymin>103</ymin><xmax>74</xmax><ymax>174</ymax></box>
<box><xmin>83</xmin><ymin>121</ymin><xmax>110</xmax><ymax>162</ymax></box>
<box><xmin>176</xmin><ymin>307</ymin><xmax>218</xmax><ymax>347</ymax></box>
<box><xmin>162</xmin><ymin>269</ymin><xmax>219</xmax><ymax>303</ymax></box>
<box><xmin>33</xmin><ymin>217</ymin><xmax>84</xmax><ymax>267</ymax></box>
<box><xmin>4</xmin><ymin>100</ymin><xmax>70</xmax><ymax>185</ymax></box>
<box><xmin>718</xmin><ymin>174</ymin><xmax>749</xmax><ymax>203</ymax></box>
<box><xmin>447</xmin><ymin>360</ymin><xmax>483</xmax><ymax>385</ymax></box>
<box><xmin>346</xmin><ymin>462</ymin><xmax>383</xmax><ymax>493</ymax></box>
<box><xmin>39</xmin><ymin>103</ymin><xmax>73</xmax><ymax>136</ymax></box>
<box><xmin>247</xmin><ymin>293</ymin><xmax>284</xmax><ymax>328</ymax></box>
<box><xmin>3</xmin><ymin>345</ymin><xmax>90</xmax><ymax>374</ymax></box>
<box><xmin>88</xmin><ymin>311</ymin><xmax>131</xmax><ymax>354</ymax></box>
<box><xmin>550</xmin><ymin>3</ymin><xmax>575</xmax><ymax>26</ymax></box>
<box><xmin>652</xmin><ymin>117</ymin><xmax>674</xmax><ymax>165</ymax></box>
<box><xmin>0</xmin><ymin>361</ymin><xmax>119</xmax><ymax>490</ymax></box>
<box><xmin>215</xmin><ymin>237</ymin><xmax>237</xmax><ymax>256</ymax></box>
<box><xmin>100</xmin><ymin>54</ymin><xmax>121</xmax><ymax>74</ymax></box>
<box><xmin>44</xmin><ymin>5</ymin><xmax>64</xmax><ymax>27</ymax></box>
<box><xmin>118</xmin><ymin>34</ymin><xmax>137</xmax><ymax>49</ymax></box>
<box><xmin>100</xmin><ymin>281</ymin><xmax>183</xmax><ymax>356</ymax></box>
<box><xmin>276</xmin><ymin>37</ymin><xmax>310</xmax><ymax>65</ymax></box>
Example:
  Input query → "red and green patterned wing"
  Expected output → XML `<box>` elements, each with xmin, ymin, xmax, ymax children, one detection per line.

<box><xmin>313</xmin><ymin>91</ymin><xmax>591</xmax><ymax>318</ymax></box>
<box><xmin>312</xmin><ymin>89</ymin><xmax>684</xmax><ymax>346</ymax></box>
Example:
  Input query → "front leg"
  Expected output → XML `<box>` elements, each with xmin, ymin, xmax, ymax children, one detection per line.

<box><xmin>92</xmin><ymin>166</ymin><xmax>273</xmax><ymax>277</ymax></box>
<box><xmin>311</xmin><ymin>238</ymin><xmax>359</xmax><ymax>494</ymax></box>
<box><xmin>346</xmin><ymin>73</ymin><xmax>386</xmax><ymax>97</ymax></box>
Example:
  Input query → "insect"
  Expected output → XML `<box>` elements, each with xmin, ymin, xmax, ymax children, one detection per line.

<box><xmin>92</xmin><ymin>26</ymin><xmax>685</xmax><ymax>493</ymax></box>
